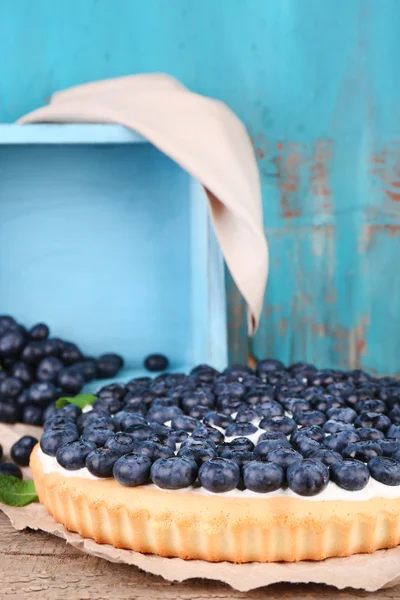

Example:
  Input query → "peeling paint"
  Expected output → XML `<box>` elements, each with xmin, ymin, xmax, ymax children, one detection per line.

<box><xmin>370</xmin><ymin>144</ymin><xmax>400</xmax><ymax>204</ymax></box>
<box><xmin>360</xmin><ymin>223</ymin><xmax>400</xmax><ymax>252</ymax></box>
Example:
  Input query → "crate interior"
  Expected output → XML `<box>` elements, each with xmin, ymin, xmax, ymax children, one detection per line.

<box><xmin>0</xmin><ymin>126</ymin><xmax>227</xmax><ymax>387</ymax></box>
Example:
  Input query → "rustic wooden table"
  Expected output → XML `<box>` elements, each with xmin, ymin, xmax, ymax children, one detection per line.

<box><xmin>1</xmin><ymin>512</ymin><xmax>399</xmax><ymax>600</ymax></box>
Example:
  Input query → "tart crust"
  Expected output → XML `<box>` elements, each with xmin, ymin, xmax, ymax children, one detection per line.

<box><xmin>31</xmin><ymin>445</ymin><xmax>400</xmax><ymax>562</ymax></box>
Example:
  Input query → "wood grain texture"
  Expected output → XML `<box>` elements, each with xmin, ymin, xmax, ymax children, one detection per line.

<box><xmin>0</xmin><ymin>0</ymin><xmax>399</xmax><ymax>373</ymax></box>
<box><xmin>2</xmin><ymin>513</ymin><xmax>400</xmax><ymax>600</ymax></box>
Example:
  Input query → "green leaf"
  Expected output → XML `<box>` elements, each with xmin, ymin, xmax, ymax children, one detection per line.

<box><xmin>0</xmin><ymin>476</ymin><xmax>38</xmax><ymax>506</ymax></box>
<box><xmin>56</xmin><ymin>393</ymin><xmax>97</xmax><ymax>410</ymax></box>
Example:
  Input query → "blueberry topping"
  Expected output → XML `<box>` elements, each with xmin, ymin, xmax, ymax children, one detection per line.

<box><xmin>104</xmin><ymin>433</ymin><xmax>137</xmax><ymax>456</ymax></box>
<box><xmin>56</xmin><ymin>439</ymin><xmax>97</xmax><ymax>470</ymax></box>
<box><xmin>266</xmin><ymin>446</ymin><xmax>303</xmax><ymax>469</ymax></box>
<box><xmin>134</xmin><ymin>440</ymin><xmax>174</xmax><ymax>460</ymax></box>
<box><xmin>330</xmin><ymin>459</ymin><xmax>370</xmax><ymax>491</ymax></box>
<box><xmin>11</xmin><ymin>435</ymin><xmax>38</xmax><ymax>466</ymax></box>
<box><xmin>307</xmin><ymin>448</ymin><xmax>343</xmax><ymax>466</ymax></box>
<box><xmin>198</xmin><ymin>458</ymin><xmax>240</xmax><ymax>493</ymax></box>
<box><xmin>151</xmin><ymin>456</ymin><xmax>198</xmax><ymax>489</ymax></box>
<box><xmin>259</xmin><ymin>416</ymin><xmax>296</xmax><ymax>435</ymax></box>
<box><xmin>368</xmin><ymin>457</ymin><xmax>400</xmax><ymax>486</ymax></box>
<box><xmin>82</xmin><ymin>425</ymin><xmax>114</xmax><ymax>447</ymax></box>
<box><xmin>178</xmin><ymin>440</ymin><xmax>217</xmax><ymax>464</ymax></box>
<box><xmin>286</xmin><ymin>459</ymin><xmax>329</xmax><ymax>496</ymax></box>
<box><xmin>342</xmin><ymin>441</ymin><xmax>382</xmax><ymax>462</ymax></box>
<box><xmin>40</xmin><ymin>428</ymin><xmax>79</xmax><ymax>456</ymax></box>
<box><xmin>243</xmin><ymin>460</ymin><xmax>285</xmax><ymax>493</ymax></box>
<box><xmin>113</xmin><ymin>452</ymin><xmax>152</xmax><ymax>486</ymax></box>
<box><xmin>86</xmin><ymin>447</ymin><xmax>120</xmax><ymax>477</ymax></box>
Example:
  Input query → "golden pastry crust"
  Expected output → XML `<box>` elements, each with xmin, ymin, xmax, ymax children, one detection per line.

<box><xmin>31</xmin><ymin>445</ymin><xmax>400</xmax><ymax>562</ymax></box>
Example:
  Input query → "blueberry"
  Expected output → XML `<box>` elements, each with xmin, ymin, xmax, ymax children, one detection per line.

<box><xmin>258</xmin><ymin>430</ymin><xmax>289</xmax><ymax>443</ymax></box>
<box><xmin>293</xmin><ymin>410</ymin><xmax>326</xmax><ymax>427</ymax></box>
<box><xmin>40</xmin><ymin>428</ymin><xmax>79</xmax><ymax>456</ymax></box>
<box><xmin>123</xmin><ymin>392</ymin><xmax>149</xmax><ymax>413</ymax></box>
<box><xmin>134</xmin><ymin>439</ymin><xmax>174</xmax><ymax>460</ymax></box>
<box><xmin>96</xmin><ymin>354</ymin><xmax>123</xmax><ymax>379</ymax></box>
<box><xmin>203</xmin><ymin>411</ymin><xmax>233</xmax><ymax>429</ymax></box>
<box><xmin>244</xmin><ymin>387</ymin><xmax>275</xmax><ymax>405</ymax></box>
<box><xmin>11</xmin><ymin>362</ymin><xmax>34</xmax><ymax>386</ymax></box>
<box><xmin>217</xmin><ymin>397</ymin><xmax>243</xmax><ymax>416</ymax></box>
<box><xmin>330</xmin><ymin>459</ymin><xmax>370</xmax><ymax>491</ymax></box>
<box><xmin>82</xmin><ymin>425</ymin><xmax>113</xmax><ymax>447</ymax></box>
<box><xmin>256</xmin><ymin>401</ymin><xmax>284</xmax><ymax>419</ymax></box>
<box><xmin>387</xmin><ymin>424</ymin><xmax>400</xmax><ymax>439</ymax></box>
<box><xmin>355</xmin><ymin>399</ymin><xmax>387</xmax><ymax>414</ymax></box>
<box><xmin>22</xmin><ymin>404</ymin><xmax>43</xmax><ymax>425</ymax></box>
<box><xmin>149</xmin><ymin>422</ymin><xmax>171</xmax><ymax>437</ymax></box>
<box><xmin>151</xmin><ymin>456</ymin><xmax>198</xmax><ymax>489</ymax></box>
<box><xmin>29</xmin><ymin>323</ymin><xmax>49</xmax><ymax>341</ymax></box>
<box><xmin>380</xmin><ymin>439</ymin><xmax>400</xmax><ymax>457</ymax></box>
<box><xmin>56</xmin><ymin>439</ymin><xmax>97</xmax><ymax>470</ymax></box>
<box><xmin>167</xmin><ymin>429</ymin><xmax>189</xmax><ymax>446</ymax></box>
<box><xmin>190</xmin><ymin>364</ymin><xmax>219</xmax><ymax>383</ymax></box>
<box><xmin>266</xmin><ymin>446</ymin><xmax>303</xmax><ymax>469</ymax></box>
<box><xmin>44</xmin><ymin>415</ymin><xmax>77</xmax><ymax>430</ymax></box>
<box><xmin>77</xmin><ymin>409</ymin><xmax>111</xmax><ymax>430</ymax></box>
<box><xmin>0</xmin><ymin>401</ymin><xmax>19</xmax><ymax>423</ymax></box>
<box><xmin>0</xmin><ymin>316</ymin><xmax>17</xmax><ymax>336</ymax></box>
<box><xmin>323</xmin><ymin>420</ymin><xmax>354</xmax><ymax>434</ymax></box>
<box><xmin>170</xmin><ymin>414</ymin><xmax>199</xmax><ymax>432</ymax></box>
<box><xmin>214</xmin><ymin>381</ymin><xmax>246</xmax><ymax>399</ymax></box>
<box><xmin>287</xmin><ymin>459</ymin><xmax>329</xmax><ymax>496</ymax></box>
<box><xmin>309</xmin><ymin>369</ymin><xmax>336</xmax><ymax>387</ymax></box>
<box><xmin>223</xmin><ymin>363</ymin><xmax>254</xmax><ymax>380</ymax></box>
<box><xmin>285</xmin><ymin>398</ymin><xmax>311</xmax><ymax>413</ymax></box>
<box><xmin>57</xmin><ymin>404</ymin><xmax>83</xmax><ymax>420</ymax></box>
<box><xmin>28</xmin><ymin>382</ymin><xmax>57</xmax><ymax>406</ymax></box>
<box><xmin>36</xmin><ymin>357</ymin><xmax>63</xmax><ymax>383</ymax></box>
<box><xmin>242</xmin><ymin>460</ymin><xmax>284</xmax><ymax>493</ymax></box>
<box><xmin>0</xmin><ymin>462</ymin><xmax>23</xmax><ymax>479</ymax></box>
<box><xmin>192</xmin><ymin>424</ymin><xmax>224</xmax><ymax>445</ymax></box>
<box><xmin>42</xmin><ymin>401</ymin><xmax>58</xmax><ymax>423</ymax></box>
<box><xmin>354</xmin><ymin>412</ymin><xmax>391</xmax><ymax>432</ymax></box>
<box><xmin>314</xmin><ymin>396</ymin><xmax>345</xmax><ymax>413</ymax></box>
<box><xmin>182</xmin><ymin>389</ymin><xmax>215</xmax><ymax>412</ymax></box>
<box><xmin>357</xmin><ymin>427</ymin><xmax>385</xmax><ymax>441</ymax></box>
<box><xmin>10</xmin><ymin>435</ymin><xmax>38</xmax><ymax>466</ymax></box>
<box><xmin>235</xmin><ymin>408</ymin><xmax>258</xmax><ymax>423</ymax></box>
<box><xmin>327</xmin><ymin>407</ymin><xmax>357</xmax><ymax>423</ymax></box>
<box><xmin>219</xmin><ymin>448</ymin><xmax>254</xmax><ymax>466</ymax></box>
<box><xmin>92</xmin><ymin>397</ymin><xmax>123</xmax><ymax>415</ymax></box>
<box><xmin>72</xmin><ymin>359</ymin><xmax>97</xmax><ymax>382</ymax></box>
<box><xmin>143</xmin><ymin>353</ymin><xmax>169</xmax><ymax>372</ymax></box>
<box><xmin>368</xmin><ymin>457</ymin><xmax>400</xmax><ymax>486</ymax></box>
<box><xmin>254</xmin><ymin>438</ymin><xmax>291</xmax><ymax>459</ymax></box>
<box><xmin>290</xmin><ymin>425</ymin><xmax>325</xmax><ymax>446</ymax></box>
<box><xmin>389</xmin><ymin>408</ymin><xmax>400</xmax><ymax>425</ymax></box>
<box><xmin>307</xmin><ymin>448</ymin><xmax>343</xmax><ymax>466</ymax></box>
<box><xmin>113</xmin><ymin>452</ymin><xmax>152</xmax><ymax>486</ymax></box>
<box><xmin>222</xmin><ymin>438</ymin><xmax>256</xmax><ymax>455</ymax></box>
<box><xmin>58</xmin><ymin>342</ymin><xmax>82</xmax><ymax>365</ymax></box>
<box><xmin>146</xmin><ymin>405</ymin><xmax>182</xmax><ymax>425</ymax></box>
<box><xmin>113</xmin><ymin>410</ymin><xmax>146</xmax><ymax>431</ymax></box>
<box><xmin>342</xmin><ymin>441</ymin><xmax>382</xmax><ymax>462</ymax></box>
<box><xmin>296</xmin><ymin>437</ymin><xmax>321</xmax><ymax>457</ymax></box>
<box><xmin>198</xmin><ymin>457</ymin><xmax>240</xmax><ymax>492</ymax></box>
<box><xmin>57</xmin><ymin>368</ymin><xmax>84</xmax><ymax>395</ymax></box>
<box><xmin>0</xmin><ymin>330</ymin><xmax>25</xmax><ymax>358</ymax></box>
<box><xmin>256</xmin><ymin>358</ymin><xmax>285</xmax><ymax>376</ymax></box>
<box><xmin>323</xmin><ymin>430</ymin><xmax>360</xmax><ymax>453</ymax></box>
<box><xmin>326</xmin><ymin>382</ymin><xmax>355</xmax><ymax>398</ymax></box>
<box><xmin>225</xmin><ymin>422</ymin><xmax>258</xmax><ymax>438</ymax></box>
<box><xmin>0</xmin><ymin>377</ymin><xmax>23</xmax><ymax>399</ymax></box>
<box><xmin>259</xmin><ymin>416</ymin><xmax>296</xmax><ymax>435</ymax></box>
<box><xmin>42</xmin><ymin>338</ymin><xmax>64</xmax><ymax>357</ymax></box>
<box><xmin>104</xmin><ymin>433</ymin><xmax>137</xmax><ymax>456</ymax></box>
<box><xmin>188</xmin><ymin>404</ymin><xmax>214</xmax><ymax>420</ymax></box>
<box><xmin>123</xmin><ymin>423</ymin><xmax>152</xmax><ymax>442</ymax></box>
<box><xmin>85</xmin><ymin>447</ymin><xmax>120</xmax><ymax>477</ymax></box>
<box><xmin>178</xmin><ymin>440</ymin><xmax>217</xmax><ymax>464</ymax></box>
<box><xmin>21</xmin><ymin>341</ymin><xmax>45</xmax><ymax>364</ymax></box>
<box><xmin>289</xmin><ymin>362</ymin><xmax>317</xmax><ymax>376</ymax></box>
<box><xmin>97</xmin><ymin>383</ymin><xmax>126</xmax><ymax>401</ymax></box>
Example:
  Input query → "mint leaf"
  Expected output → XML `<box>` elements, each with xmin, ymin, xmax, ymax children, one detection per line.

<box><xmin>0</xmin><ymin>476</ymin><xmax>38</xmax><ymax>506</ymax></box>
<box><xmin>56</xmin><ymin>393</ymin><xmax>97</xmax><ymax>410</ymax></box>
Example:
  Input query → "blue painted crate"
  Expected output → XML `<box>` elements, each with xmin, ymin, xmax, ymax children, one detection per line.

<box><xmin>0</xmin><ymin>124</ymin><xmax>228</xmax><ymax>386</ymax></box>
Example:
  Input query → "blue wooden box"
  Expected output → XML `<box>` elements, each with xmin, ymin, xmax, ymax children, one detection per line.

<box><xmin>0</xmin><ymin>124</ymin><xmax>228</xmax><ymax>386</ymax></box>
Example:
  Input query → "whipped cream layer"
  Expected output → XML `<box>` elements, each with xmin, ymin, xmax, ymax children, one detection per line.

<box><xmin>37</xmin><ymin>447</ymin><xmax>400</xmax><ymax>502</ymax></box>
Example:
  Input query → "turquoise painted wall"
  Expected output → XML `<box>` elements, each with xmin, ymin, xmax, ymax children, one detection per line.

<box><xmin>0</xmin><ymin>0</ymin><xmax>399</xmax><ymax>374</ymax></box>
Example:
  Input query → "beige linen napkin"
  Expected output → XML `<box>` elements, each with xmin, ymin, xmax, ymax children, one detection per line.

<box><xmin>18</xmin><ymin>74</ymin><xmax>268</xmax><ymax>335</ymax></box>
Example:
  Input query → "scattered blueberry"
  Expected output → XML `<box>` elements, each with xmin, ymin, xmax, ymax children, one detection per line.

<box><xmin>144</xmin><ymin>354</ymin><xmax>169</xmax><ymax>372</ymax></box>
<box><xmin>36</xmin><ymin>357</ymin><xmax>63</xmax><ymax>383</ymax></box>
<box><xmin>29</xmin><ymin>323</ymin><xmax>49</xmax><ymax>341</ymax></box>
<box><xmin>11</xmin><ymin>435</ymin><xmax>38</xmax><ymax>466</ymax></box>
<box><xmin>0</xmin><ymin>462</ymin><xmax>23</xmax><ymax>479</ymax></box>
<box><xmin>58</xmin><ymin>368</ymin><xmax>85</xmax><ymax>394</ymax></box>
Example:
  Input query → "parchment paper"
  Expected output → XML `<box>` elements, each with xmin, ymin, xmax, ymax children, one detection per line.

<box><xmin>2</xmin><ymin>423</ymin><xmax>400</xmax><ymax>592</ymax></box>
